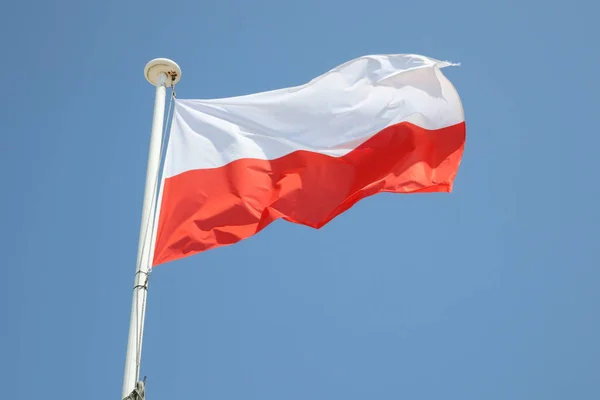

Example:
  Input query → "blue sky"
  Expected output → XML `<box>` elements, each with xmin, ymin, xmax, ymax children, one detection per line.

<box><xmin>2</xmin><ymin>0</ymin><xmax>599</xmax><ymax>399</ymax></box>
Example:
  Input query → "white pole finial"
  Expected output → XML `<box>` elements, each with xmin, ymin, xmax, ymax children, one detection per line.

<box><xmin>122</xmin><ymin>58</ymin><xmax>181</xmax><ymax>400</ymax></box>
<box><xmin>144</xmin><ymin>58</ymin><xmax>182</xmax><ymax>87</ymax></box>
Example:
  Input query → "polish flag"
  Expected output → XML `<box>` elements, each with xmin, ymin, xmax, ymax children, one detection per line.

<box><xmin>152</xmin><ymin>54</ymin><xmax>466</xmax><ymax>266</ymax></box>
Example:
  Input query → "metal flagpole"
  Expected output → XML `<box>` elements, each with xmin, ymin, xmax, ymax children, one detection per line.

<box><xmin>122</xmin><ymin>58</ymin><xmax>181</xmax><ymax>400</ymax></box>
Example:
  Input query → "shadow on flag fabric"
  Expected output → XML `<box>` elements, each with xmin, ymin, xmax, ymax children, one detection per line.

<box><xmin>151</xmin><ymin>54</ymin><xmax>466</xmax><ymax>266</ymax></box>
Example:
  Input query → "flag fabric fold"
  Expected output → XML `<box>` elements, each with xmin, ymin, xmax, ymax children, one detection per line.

<box><xmin>152</xmin><ymin>54</ymin><xmax>466</xmax><ymax>266</ymax></box>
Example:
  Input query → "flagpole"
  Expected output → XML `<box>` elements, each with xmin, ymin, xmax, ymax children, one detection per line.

<box><xmin>122</xmin><ymin>58</ymin><xmax>181</xmax><ymax>400</ymax></box>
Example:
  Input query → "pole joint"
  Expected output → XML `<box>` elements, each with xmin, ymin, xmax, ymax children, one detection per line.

<box><xmin>133</xmin><ymin>270</ymin><xmax>150</xmax><ymax>291</ymax></box>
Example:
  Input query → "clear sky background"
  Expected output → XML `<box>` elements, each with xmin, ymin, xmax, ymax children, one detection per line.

<box><xmin>2</xmin><ymin>0</ymin><xmax>599</xmax><ymax>399</ymax></box>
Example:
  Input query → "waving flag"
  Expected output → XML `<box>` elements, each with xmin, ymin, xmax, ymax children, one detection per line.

<box><xmin>152</xmin><ymin>54</ymin><xmax>466</xmax><ymax>266</ymax></box>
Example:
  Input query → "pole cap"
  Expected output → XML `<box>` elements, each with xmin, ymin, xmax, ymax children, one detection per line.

<box><xmin>144</xmin><ymin>58</ymin><xmax>181</xmax><ymax>86</ymax></box>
